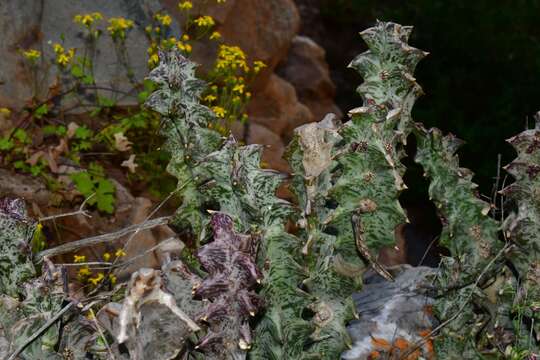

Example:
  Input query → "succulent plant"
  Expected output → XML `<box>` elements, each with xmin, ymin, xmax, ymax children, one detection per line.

<box><xmin>412</xmin><ymin>125</ymin><xmax>503</xmax><ymax>356</ymax></box>
<box><xmin>144</xmin><ymin>51</ymin><xmax>296</xmax><ymax>358</ymax></box>
<box><xmin>499</xmin><ymin>115</ymin><xmax>540</xmax><ymax>355</ymax></box>
<box><xmin>145</xmin><ymin>51</ymin><xmax>223</xmax><ymax>244</ymax></box>
<box><xmin>0</xmin><ymin>198</ymin><xmax>65</xmax><ymax>359</ymax></box>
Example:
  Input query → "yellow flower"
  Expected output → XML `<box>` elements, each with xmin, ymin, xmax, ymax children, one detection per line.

<box><xmin>89</xmin><ymin>272</ymin><xmax>105</xmax><ymax>285</ymax></box>
<box><xmin>52</xmin><ymin>43</ymin><xmax>75</xmax><ymax>67</ymax></box>
<box><xmin>53</xmin><ymin>43</ymin><xmax>64</xmax><ymax>55</ymax></box>
<box><xmin>209</xmin><ymin>31</ymin><xmax>221</xmax><ymax>40</ymax></box>
<box><xmin>107</xmin><ymin>17</ymin><xmax>134</xmax><ymax>40</ymax></box>
<box><xmin>215</xmin><ymin>45</ymin><xmax>248</xmax><ymax>72</ymax></box>
<box><xmin>103</xmin><ymin>252</ymin><xmax>111</xmax><ymax>261</ymax></box>
<box><xmin>217</xmin><ymin>0</ymin><xmax>226</xmax><ymax>3</ymax></box>
<box><xmin>185</xmin><ymin>43</ymin><xmax>192</xmax><ymax>53</ymax></box>
<box><xmin>181</xmin><ymin>34</ymin><xmax>190</xmax><ymax>41</ymax></box>
<box><xmin>0</xmin><ymin>108</ymin><xmax>11</xmax><ymax>117</ymax></box>
<box><xmin>253</xmin><ymin>60</ymin><xmax>266</xmax><ymax>73</ymax></box>
<box><xmin>245</xmin><ymin>91</ymin><xmax>252</xmax><ymax>99</ymax></box>
<box><xmin>115</xmin><ymin>248</ymin><xmax>127</xmax><ymax>258</ymax></box>
<box><xmin>155</xmin><ymin>14</ymin><xmax>172</xmax><ymax>27</ymax></box>
<box><xmin>204</xmin><ymin>94</ymin><xmax>217</xmax><ymax>102</ymax></box>
<box><xmin>194</xmin><ymin>15</ymin><xmax>215</xmax><ymax>27</ymax></box>
<box><xmin>212</xmin><ymin>106</ymin><xmax>226</xmax><ymax>118</ymax></box>
<box><xmin>178</xmin><ymin>1</ymin><xmax>193</xmax><ymax>10</ymax></box>
<box><xmin>74</xmin><ymin>12</ymin><xmax>102</xmax><ymax>27</ymax></box>
<box><xmin>109</xmin><ymin>274</ymin><xmax>117</xmax><ymax>285</ymax></box>
<box><xmin>78</xmin><ymin>266</ymin><xmax>91</xmax><ymax>277</ymax></box>
<box><xmin>148</xmin><ymin>53</ymin><xmax>159</xmax><ymax>67</ymax></box>
<box><xmin>57</xmin><ymin>48</ymin><xmax>75</xmax><ymax>67</ymax></box>
<box><xmin>74</xmin><ymin>254</ymin><xmax>86</xmax><ymax>263</ymax></box>
<box><xmin>22</xmin><ymin>49</ymin><xmax>41</xmax><ymax>62</ymax></box>
<box><xmin>233</xmin><ymin>83</ymin><xmax>245</xmax><ymax>94</ymax></box>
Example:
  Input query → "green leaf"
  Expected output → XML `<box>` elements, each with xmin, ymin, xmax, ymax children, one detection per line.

<box><xmin>97</xmin><ymin>179</ymin><xmax>115</xmax><ymax>194</ymax></box>
<box><xmin>0</xmin><ymin>137</ymin><xmax>14</xmax><ymax>151</ymax></box>
<box><xmin>96</xmin><ymin>193</ymin><xmax>115</xmax><ymax>214</ymax></box>
<box><xmin>74</xmin><ymin>126</ymin><xmax>93</xmax><ymax>139</ymax></box>
<box><xmin>82</xmin><ymin>74</ymin><xmax>94</xmax><ymax>85</ymax></box>
<box><xmin>33</xmin><ymin>104</ymin><xmax>49</xmax><ymax>119</ymax></box>
<box><xmin>71</xmin><ymin>64</ymin><xmax>84</xmax><ymax>78</ymax></box>
<box><xmin>70</xmin><ymin>172</ymin><xmax>94</xmax><ymax>195</ymax></box>
<box><xmin>13</xmin><ymin>128</ymin><xmax>30</xmax><ymax>144</ymax></box>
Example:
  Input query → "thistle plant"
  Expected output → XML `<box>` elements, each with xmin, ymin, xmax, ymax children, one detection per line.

<box><xmin>144</xmin><ymin>50</ymin><xmax>297</xmax><ymax>358</ymax></box>
<box><xmin>413</xmin><ymin>126</ymin><xmax>502</xmax><ymax>357</ymax></box>
<box><xmin>499</xmin><ymin>116</ymin><xmax>540</xmax><ymax>356</ymax></box>
<box><xmin>0</xmin><ymin>198</ymin><xmax>64</xmax><ymax>359</ymax></box>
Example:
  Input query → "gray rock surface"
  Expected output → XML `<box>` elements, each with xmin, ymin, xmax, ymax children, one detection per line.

<box><xmin>342</xmin><ymin>265</ymin><xmax>438</xmax><ymax>359</ymax></box>
<box><xmin>0</xmin><ymin>0</ymin><xmax>164</xmax><ymax>109</ymax></box>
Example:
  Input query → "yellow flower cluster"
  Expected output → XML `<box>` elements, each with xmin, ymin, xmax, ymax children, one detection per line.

<box><xmin>53</xmin><ymin>43</ymin><xmax>75</xmax><ymax>67</ymax></box>
<box><xmin>212</xmin><ymin>106</ymin><xmax>226</xmax><ymax>118</ymax></box>
<box><xmin>22</xmin><ymin>49</ymin><xmax>41</xmax><ymax>62</ymax></box>
<box><xmin>107</xmin><ymin>17</ymin><xmax>134</xmax><ymax>40</ymax></box>
<box><xmin>154</xmin><ymin>13</ymin><xmax>172</xmax><ymax>27</ymax></box>
<box><xmin>178</xmin><ymin>1</ymin><xmax>193</xmax><ymax>10</ymax></box>
<box><xmin>216</xmin><ymin>45</ymin><xmax>249</xmax><ymax>72</ymax></box>
<box><xmin>209</xmin><ymin>31</ymin><xmax>221</xmax><ymax>41</ymax></box>
<box><xmin>73</xmin><ymin>12</ymin><xmax>103</xmax><ymax>28</ymax></box>
<box><xmin>253</xmin><ymin>60</ymin><xmax>267</xmax><ymax>73</ymax></box>
<box><xmin>194</xmin><ymin>15</ymin><xmax>215</xmax><ymax>27</ymax></box>
<box><xmin>74</xmin><ymin>248</ymin><xmax>125</xmax><ymax>286</ymax></box>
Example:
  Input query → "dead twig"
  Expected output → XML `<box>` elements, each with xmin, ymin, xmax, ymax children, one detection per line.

<box><xmin>36</xmin><ymin>216</ymin><xmax>171</xmax><ymax>260</ymax></box>
<box><xmin>38</xmin><ymin>194</ymin><xmax>94</xmax><ymax>222</ymax></box>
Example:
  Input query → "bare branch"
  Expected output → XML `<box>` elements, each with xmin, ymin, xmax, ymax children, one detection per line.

<box><xmin>38</xmin><ymin>194</ymin><xmax>95</xmax><ymax>222</ymax></box>
<box><xmin>36</xmin><ymin>216</ymin><xmax>171</xmax><ymax>260</ymax></box>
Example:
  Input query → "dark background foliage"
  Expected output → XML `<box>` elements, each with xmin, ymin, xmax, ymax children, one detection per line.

<box><xmin>295</xmin><ymin>0</ymin><xmax>540</xmax><ymax>194</ymax></box>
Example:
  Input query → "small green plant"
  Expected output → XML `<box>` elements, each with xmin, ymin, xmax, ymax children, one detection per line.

<box><xmin>70</xmin><ymin>163</ymin><xmax>115</xmax><ymax>214</ymax></box>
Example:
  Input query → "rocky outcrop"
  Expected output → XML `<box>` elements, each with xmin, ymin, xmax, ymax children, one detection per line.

<box><xmin>247</xmin><ymin>74</ymin><xmax>313</xmax><ymax>140</ymax></box>
<box><xmin>277</xmin><ymin>35</ymin><xmax>342</xmax><ymax>122</ymax></box>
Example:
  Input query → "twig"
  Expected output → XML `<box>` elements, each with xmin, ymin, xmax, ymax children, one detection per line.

<box><xmin>418</xmin><ymin>234</ymin><xmax>439</xmax><ymax>267</ymax></box>
<box><xmin>36</xmin><ymin>216</ymin><xmax>171</xmax><ymax>260</ymax></box>
<box><xmin>89</xmin><ymin>308</ymin><xmax>116</xmax><ymax>360</ymax></box>
<box><xmin>38</xmin><ymin>194</ymin><xmax>94</xmax><ymax>222</ymax></box>
<box><xmin>90</xmin><ymin>237</ymin><xmax>180</xmax><ymax>270</ymax></box>
<box><xmin>7</xmin><ymin>302</ymin><xmax>74</xmax><ymax>360</ymax></box>
<box><xmin>56</xmin><ymin>261</ymin><xmax>113</xmax><ymax>267</ymax></box>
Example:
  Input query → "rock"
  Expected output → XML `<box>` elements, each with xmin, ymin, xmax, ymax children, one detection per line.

<box><xmin>0</xmin><ymin>168</ymin><xmax>52</xmax><ymax>207</ymax></box>
<box><xmin>342</xmin><ymin>265</ymin><xmax>438</xmax><ymax>360</ymax></box>
<box><xmin>277</xmin><ymin>35</ymin><xmax>342</xmax><ymax>121</ymax></box>
<box><xmin>214</xmin><ymin>0</ymin><xmax>300</xmax><ymax>74</ymax></box>
<box><xmin>0</xmin><ymin>0</ymin><xmax>163</xmax><ymax>109</ymax></box>
<box><xmin>247</xmin><ymin>74</ymin><xmax>313</xmax><ymax>140</ymax></box>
